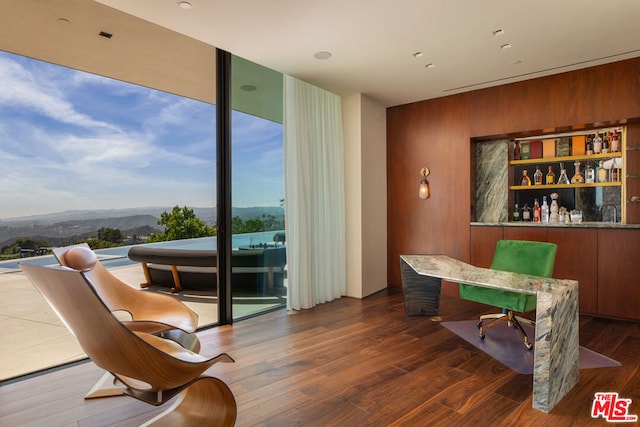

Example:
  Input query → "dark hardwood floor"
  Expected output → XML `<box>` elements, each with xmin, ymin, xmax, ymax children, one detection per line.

<box><xmin>1</xmin><ymin>291</ymin><xmax>639</xmax><ymax>426</ymax></box>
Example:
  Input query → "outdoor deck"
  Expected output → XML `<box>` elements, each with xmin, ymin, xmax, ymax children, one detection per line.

<box><xmin>1</xmin><ymin>263</ymin><xmax>219</xmax><ymax>380</ymax></box>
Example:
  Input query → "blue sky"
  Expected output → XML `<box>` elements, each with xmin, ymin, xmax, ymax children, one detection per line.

<box><xmin>0</xmin><ymin>50</ymin><xmax>283</xmax><ymax>220</ymax></box>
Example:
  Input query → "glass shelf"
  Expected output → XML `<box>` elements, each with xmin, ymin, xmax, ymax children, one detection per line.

<box><xmin>510</xmin><ymin>182</ymin><xmax>622</xmax><ymax>191</ymax></box>
<box><xmin>509</xmin><ymin>152</ymin><xmax>622</xmax><ymax>166</ymax></box>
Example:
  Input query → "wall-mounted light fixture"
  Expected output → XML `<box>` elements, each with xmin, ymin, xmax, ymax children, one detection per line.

<box><xmin>419</xmin><ymin>167</ymin><xmax>430</xmax><ymax>199</ymax></box>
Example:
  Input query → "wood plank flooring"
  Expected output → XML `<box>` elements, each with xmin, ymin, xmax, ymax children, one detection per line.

<box><xmin>1</xmin><ymin>291</ymin><xmax>639</xmax><ymax>426</ymax></box>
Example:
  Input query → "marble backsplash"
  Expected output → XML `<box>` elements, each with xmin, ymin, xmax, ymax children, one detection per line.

<box><xmin>475</xmin><ymin>140</ymin><xmax>508</xmax><ymax>223</ymax></box>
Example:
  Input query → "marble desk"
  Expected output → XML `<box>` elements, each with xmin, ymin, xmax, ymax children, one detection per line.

<box><xmin>400</xmin><ymin>255</ymin><xmax>579</xmax><ymax>413</ymax></box>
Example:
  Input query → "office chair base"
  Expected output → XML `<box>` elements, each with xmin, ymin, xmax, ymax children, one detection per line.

<box><xmin>477</xmin><ymin>311</ymin><xmax>534</xmax><ymax>350</ymax></box>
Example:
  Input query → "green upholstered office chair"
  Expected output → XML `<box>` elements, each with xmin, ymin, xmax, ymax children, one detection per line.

<box><xmin>459</xmin><ymin>240</ymin><xmax>557</xmax><ymax>350</ymax></box>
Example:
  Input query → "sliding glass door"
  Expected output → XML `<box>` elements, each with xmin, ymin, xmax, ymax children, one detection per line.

<box><xmin>230</xmin><ymin>55</ymin><xmax>286</xmax><ymax>319</ymax></box>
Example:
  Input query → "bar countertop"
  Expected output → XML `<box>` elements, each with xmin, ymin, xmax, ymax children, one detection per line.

<box><xmin>471</xmin><ymin>222</ymin><xmax>640</xmax><ymax>229</ymax></box>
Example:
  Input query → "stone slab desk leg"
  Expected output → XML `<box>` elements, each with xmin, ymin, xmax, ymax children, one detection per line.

<box><xmin>532</xmin><ymin>281</ymin><xmax>579</xmax><ymax>413</ymax></box>
<box><xmin>400</xmin><ymin>258</ymin><xmax>441</xmax><ymax>316</ymax></box>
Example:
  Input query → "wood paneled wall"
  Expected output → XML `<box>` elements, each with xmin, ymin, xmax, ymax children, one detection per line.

<box><xmin>468</xmin><ymin>59</ymin><xmax>640</xmax><ymax>136</ymax></box>
<box><xmin>387</xmin><ymin>57</ymin><xmax>640</xmax><ymax>294</ymax></box>
<box><xmin>387</xmin><ymin>94</ymin><xmax>472</xmax><ymax>294</ymax></box>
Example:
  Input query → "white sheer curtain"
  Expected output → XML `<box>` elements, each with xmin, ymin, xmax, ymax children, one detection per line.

<box><xmin>283</xmin><ymin>75</ymin><xmax>346</xmax><ymax>310</ymax></box>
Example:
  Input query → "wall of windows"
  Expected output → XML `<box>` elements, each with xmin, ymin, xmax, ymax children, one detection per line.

<box><xmin>0</xmin><ymin>47</ymin><xmax>219</xmax><ymax>380</ymax></box>
<box><xmin>0</xmin><ymin>2</ymin><xmax>286</xmax><ymax>379</ymax></box>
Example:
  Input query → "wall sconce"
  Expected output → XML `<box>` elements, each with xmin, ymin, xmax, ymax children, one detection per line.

<box><xmin>419</xmin><ymin>167</ymin><xmax>430</xmax><ymax>199</ymax></box>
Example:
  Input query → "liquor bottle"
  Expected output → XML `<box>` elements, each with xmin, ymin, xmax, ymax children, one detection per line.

<box><xmin>609</xmin><ymin>168</ymin><xmax>621</xmax><ymax>182</ymax></box>
<box><xmin>533</xmin><ymin>199</ymin><xmax>541</xmax><ymax>223</ymax></box>
<box><xmin>598</xmin><ymin>160</ymin><xmax>608</xmax><ymax>182</ymax></box>
<box><xmin>549</xmin><ymin>193</ymin><xmax>560</xmax><ymax>223</ymax></box>
<box><xmin>593</xmin><ymin>132</ymin><xmax>602</xmax><ymax>154</ymax></box>
<box><xmin>513</xmin><ymin>204</ymin><xmax>520</xmax><ymax>222</ymax></box>
<box><xmin>602</xmin><ymin>132</ymin><xmax>610</xmax><ymax>154</ymax></box>
<box><xmin>513</xmin><ymin>140</ymin><xmax>521</xmax><ymax>160</ymax></box>
<box><xmin>611</xmin><ymin>130</ymin><xmax>620</xmax><ymax>152</ymax></box>
<box><xmin>558</xmin><ymin>164</ymin><xmax>570</xmax><ymax>184</ymax></box>
<box><xmin>571</xmin><ymin>161</ymin><xmax>585</xmax><ymax>184</ymax></box>
<box><xmin>584</xmin><ymin>162</ymin><xmax>595</xmax><ymax>183</ymax></box>
<box><xmin>546</xmin><ymin>165</ymin><xmax>555</xmax><ymax>185</ymax></box>
<box><xmin>533</xmin><ymin>165</ymin><xmax>543</xmax><ymax>185</ymax></box>
<box><xmin>520</xmin><ymin>169</ymin><xmax>532</xmax><ymax>186</ymax></box>
<box><xmin>610</xmin><ymin>163</ymin><xmax>621</xmax><ymax>182</ymax></box>
<box><xmin>541</xmin><ymin>196</ymin><xmax>550</xmax><ymax>223</ymax></box>
<box><xmin>522</xmin><ymin>204</ymin><xmax>531</xmax><ymax>222</ymax></box>
<box><xmin>585</xmin><ymin>135</ymin><xmax>593</xmax><ymax>155</ymax></box>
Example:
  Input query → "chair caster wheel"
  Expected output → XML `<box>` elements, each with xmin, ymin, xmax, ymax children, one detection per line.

<box><xmin>525</xmin><ymin>341</ymin><xmax>533</xmax><ymax>350</ymax></box>
<box><xmin>477</xmin><ymin>321</ymin><xmax>482</xmax><ymax>329</ymax></box>
<box><xmin>479</xmin><ymin>333</ymin><xmax>486</xmax><ymax>341</ymax></box>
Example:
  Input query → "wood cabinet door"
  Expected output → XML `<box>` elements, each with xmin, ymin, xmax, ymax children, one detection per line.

<box><xmin>547</xmin><ymin>228</ymin><xmax>598</xmax><ymax>314</ymax></box>
<box><xmin>597</xmin><ymin>229</ymin><xmax>640</xmax><ymax>321</ymax></box>
<box><xmin>503</xmin><ymin>226</ymin><xmax>548</xmax><ymax>243</ymax></box>
<box><xmin>470</xmin><ymin>226</ymin><xmax>503</xmax><ymax>268</ymax></box>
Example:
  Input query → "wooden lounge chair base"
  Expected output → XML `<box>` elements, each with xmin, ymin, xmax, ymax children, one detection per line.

<box><xmin>82</xmin><ymin>327</ymin><xmax>201</xmax><ymax>399</ymax></box>
<box><xmin>85</xmin><ymin>373</ymin><xmax>237</xmax><ymax>426</ymax></box>
<box><xmin>85</xmin><ymin>372</ymin><xmax>126</xmax><ymax>399</ymax></box>
<box><xmin>139</xmin><ymin>377</ymin><xmax>237</xmax><ymax>427</ymax></box>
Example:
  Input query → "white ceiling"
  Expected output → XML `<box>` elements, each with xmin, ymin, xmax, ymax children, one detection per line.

<box><xmin>0</xmin><ymin>0</ymin><xmax>217</xmax><ymax>104</ymax></box>
<box><xmin>95</xmin><ymin>0</ymin><xmax>640</xmax><ymax>107</ymax></box>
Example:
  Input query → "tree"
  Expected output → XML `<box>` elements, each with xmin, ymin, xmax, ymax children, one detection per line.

<box><xmin>147</xmin><ymin>205</ymin><xmax>216</xmax><ymax>243</ymax></box>
<box><xmin>97</xmin><ymin>227</ymin><xmax>123</xmax><ymax>244</ymax></box>
<box><xmin>85</xmin><ymin>238</ymin><xmax>119</xmax><ymax>250</ymax></box>
<box><xmin>232</xmin><ymin>214</ymin><xmax>284</xmax><ymax>234</ymax></box>
<box><xmin>2</xmin><ymin>237</ymin><xmax>48</xmax><ymax>257</ymax></box>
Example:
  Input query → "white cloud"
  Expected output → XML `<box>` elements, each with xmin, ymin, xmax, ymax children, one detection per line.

<box><xmin>0</xmin><ymin>56</ymin><xmax>119</xmax><ymax>132</ymax></box>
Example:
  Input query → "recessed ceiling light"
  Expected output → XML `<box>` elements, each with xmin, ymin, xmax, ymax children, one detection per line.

<box><xmin>178</xmin><ymin>1</ymin><xmax>192</xmax><ymax>9</ymax></box>
<box><xmin>493</xmin><ymin>29</ymin><xmax>505</xmax><ymax>36</ymax></box>
<box><xmin>240</xmin><ymin>84</ymin><xmax>257</xmax><ymax>92</ymax></box>
<box><xmin>58</xmin><ymin>18</ymin><xmax>70</xmax><ymax>24</ymax></box>
<box><xmin>413</xmin><ymin>52</ymin><xmax>424</xmax><ymax>58</ymax></box>
<box><xmin>314</xmin><ymin>51</ymin><xmax>332</xmax><ymax>60</ymax></box>
<box><xmin>500</xmin><ymin>43</ymin><xmax>512</xmax><ymax>49</ymax></box>
<box><xmin>425</xmin><ymin>63</ymin><xmax>435</xmax><ymax>69</ymax></box>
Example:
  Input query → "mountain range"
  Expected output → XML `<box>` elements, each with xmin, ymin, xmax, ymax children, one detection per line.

<box><xmin>0</xmin><ymin>206</ymin><xmax>284</xmax><ymax>247</ymax></box>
